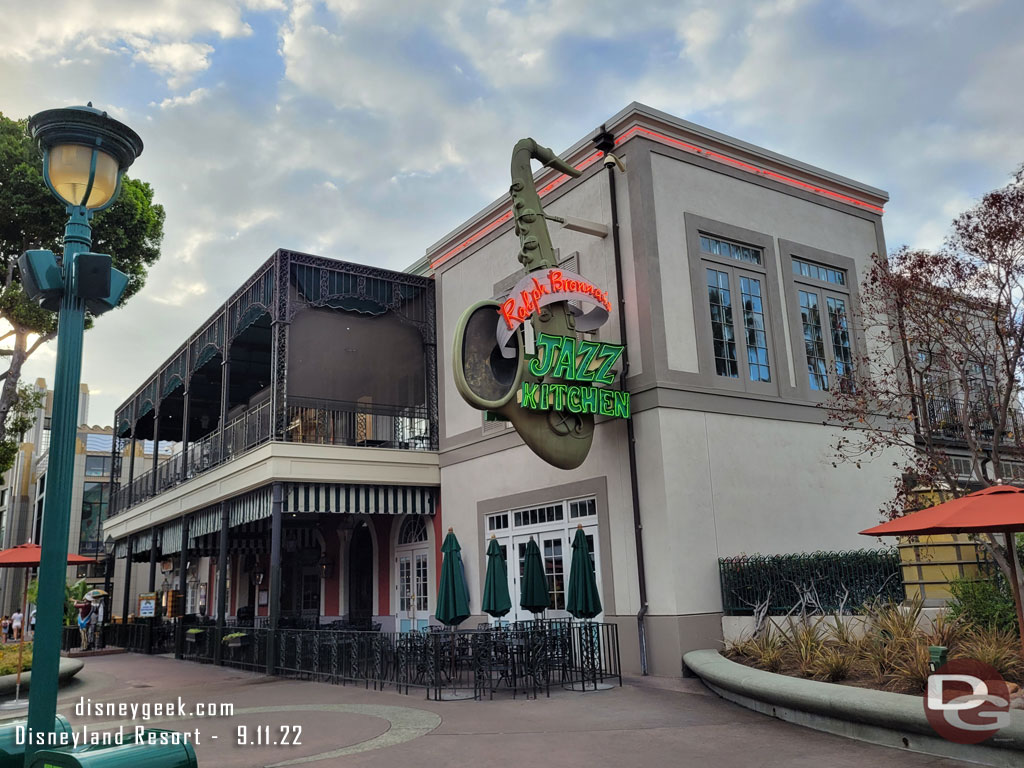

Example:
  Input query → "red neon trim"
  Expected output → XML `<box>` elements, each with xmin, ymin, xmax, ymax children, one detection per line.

<box><xmin>430</xmin><ymin>150</ymin><xmax>604</xmax><ymax>270</ymax></box>
<box><xmin>615</xmin><ymin>126</ymin><xmax>884</xmax><ymax>213</ymax></box>
<box><xmin>429</xmin><ymin>128</ymin><xmax>882</xmax><ymax>272</ymax></box>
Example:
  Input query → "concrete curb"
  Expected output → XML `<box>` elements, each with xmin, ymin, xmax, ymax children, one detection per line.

<box><xmin>683</xmin><ymin>649</ymin><xmax>1024</xmax><ymax>767</ymax></box>
<box><xmin>0</xmin><ymin>658</ymin><xmax>85</xmax><ymax>697</ymax></box>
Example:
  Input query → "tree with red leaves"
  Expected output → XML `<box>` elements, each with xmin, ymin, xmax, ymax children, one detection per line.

<box><xmin>827</xmin><ymin>165</ymin><xmax>1024</xmax><ymax>592</ymax></box>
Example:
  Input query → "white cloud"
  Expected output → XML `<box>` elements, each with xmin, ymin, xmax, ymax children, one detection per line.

<box><xmin>157</xmin><ymin>87</ymin><xmax>210</xmax><ymax>110</ymax></box>
<box><xmin>135</xmin><ymin>42</ymin><xmax>215</xmax><ymax>89</ymax></box>
<box><xmin>4</xmin><ymin>0</ymin><xmax>1024</xmax><ymax>424</ymax></box>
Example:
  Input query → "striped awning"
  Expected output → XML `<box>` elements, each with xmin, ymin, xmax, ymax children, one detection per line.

<box><xmin>117</xmin><ymin>482</ymin><xmax>436</xmax><ymax>554</ymax></box>
<box><xmin>229</xmin><ymin>486</ymin><xmax>273</xmax><ymax>527</ymax></box>
<box><xmin>115</xmin><ymin>539</ymin><xmax>128</xmax><ymax>559</ymax></box>
<box><xmin>189</xmin><ymin>506</ymin><xmax>222</xmax><ymax>542</ymax></box>
<box><xmin>129</xmin><ymin>529</ymin><xmax>160</xmax><ymax>562</ymax></box>
<box><xmin>283</xmin><ymin>483</ymin><xmax>436</xmax><ymax>516</ymax></box>
<box><xmin>161</xmin><ymin>518</ymin><xmax>184</xmax><ymax>555</ymax></box>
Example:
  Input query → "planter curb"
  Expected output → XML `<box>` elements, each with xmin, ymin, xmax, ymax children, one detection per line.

<box><xmin>0</xmin><ymin>657</ymin><xmax>84</xmax><ymax>697</ymax></box>
<box><xmin>683</xmin><ymin>649</ymin><xmax>1024</xmax><ymax>768</ymax></box>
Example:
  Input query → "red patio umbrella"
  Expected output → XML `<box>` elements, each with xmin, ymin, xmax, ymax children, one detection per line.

<box><xmin>0</xmin><ymin>542</ymin><xmax>97</xmax><ymax>567</ymax></box>
<box><xmin>0</xmin><ymin>543</ymin><xmax>97</xmax><ymax>707</ymax></box>
<box><xmin>860</xmin><ymin>485</ymin><xmax>1024</xmax><ymax>655</ymax></box>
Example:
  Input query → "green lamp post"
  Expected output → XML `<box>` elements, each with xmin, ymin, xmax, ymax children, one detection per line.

<box><xmin>20</xmin><ymin>104</ymin><xmax>140</xmax><ymax>761</ymax></box>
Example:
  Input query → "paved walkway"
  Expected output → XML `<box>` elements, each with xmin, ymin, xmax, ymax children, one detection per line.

<box><xmin>8</xmin><ymin>655</ymin><xmax>974</xmax><ymax>767</ymax></box>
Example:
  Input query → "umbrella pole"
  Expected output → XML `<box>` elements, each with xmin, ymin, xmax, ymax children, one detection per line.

<box><xmin>14</xmin><ymin>566</ymin><xmax>29</xmax><ymax>703</ymax></box>
<box><xmin>1005</xmin><ymin>532</ymin><xmax>1024</xmax><ymax>657</ymax></box>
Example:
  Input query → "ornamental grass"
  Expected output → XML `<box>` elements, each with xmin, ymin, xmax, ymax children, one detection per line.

<box><xmin>726</xmin><ymin>596</ymin><xmax>1024</xmax><ymax>694</ymax></box>
<box><xmin>0</xmin><ymin>642</ymin><xmax>32</xmax><ymax>676</ymax></box>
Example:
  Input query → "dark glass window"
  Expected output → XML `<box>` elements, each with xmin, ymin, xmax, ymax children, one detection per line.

<box><xmin>799</xmin><ymin>291</ymin><xmax>829</xmax><ymax>390</ymax></box>
<box><xmin>700</xmin><ymin>234</ymin><xmax>762</xmax><ymax>265</ymax></box>
<box><xmin>79</xmin><ymin>482</ymin><xmax>109</xmax><ymax>556</ymax></box>
<box><xmin>85</xmin><ymin>456</ymin><xmax>112</xmax><ymax>477</ymax></box>
<box><xmin>740</xmin><ymin>276</ymin><xmax>771</xmax><ymax>383</ymax></box>
<box><xmin>792</xmin><ymin>257</ymin><xmax>846</xmax><ymax>286</ymax></box>
<box><xmin>707</xmin><ymin>268</ymin><xmax>738</xmax><ymax>378</ymax></box>
<box><xmin>826</xmin><ymin>297</ymin><xmax>853</xmax><ymax>392</ymax></box>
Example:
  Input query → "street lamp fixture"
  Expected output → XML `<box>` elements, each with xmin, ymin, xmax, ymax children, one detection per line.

<box><xmin>31</xmin><ymin>103</ymin><xmax>142</xmax><ymax>211</ymax></box>
<box><xmin>19</xmin><ymin>104</ymin><xmax>139</xmax><ymax>315</ymax></box>
<box><xmin>22</xmin><ymin>103</ymin><xmax>142</xmax><ymax>758</ymax></box>
<box><xmin>103</xmin><ymin>535</ymin><xmax>115</xmax><ymax>558</ymax></box>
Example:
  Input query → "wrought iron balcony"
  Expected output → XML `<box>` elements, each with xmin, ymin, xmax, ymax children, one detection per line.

<box><xmin>918</xmin><ymin>396</ymin><xmax>1023</xmax><ymax>443</ymax></box>
<box><xmin>111</xmin><ymin>398</ymin><xmax>435</xmax><ymax>515</ymax></box>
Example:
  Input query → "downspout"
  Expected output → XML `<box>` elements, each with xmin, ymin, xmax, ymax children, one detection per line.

<box><xmin>595</xmin><ymin>129</ymin><xmax>649</xmax><ymax>675</ymax></box>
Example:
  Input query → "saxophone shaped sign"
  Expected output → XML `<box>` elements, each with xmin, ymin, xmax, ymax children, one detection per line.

<box><xmin>451</xmin><ymin>137</ymin><xmax>629</xmax><ymax>470</ymax></box>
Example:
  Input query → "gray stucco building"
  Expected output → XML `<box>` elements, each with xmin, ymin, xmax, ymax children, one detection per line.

<box><xmin>428</xmin><ymin>103</ymin><xmax>901</xmax><ymax>676</ymax></box>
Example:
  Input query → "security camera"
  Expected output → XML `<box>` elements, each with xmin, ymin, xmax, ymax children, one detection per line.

<box><xmin>603</xmin><ymin>152</ymin><xmax>626</xmax><ymax>173</ymax></box>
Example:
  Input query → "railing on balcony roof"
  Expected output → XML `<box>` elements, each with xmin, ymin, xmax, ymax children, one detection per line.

<box><xmin>110</xmin><ymin>398</ymin><xmax>436</xmax><ymax>517</ymax></box>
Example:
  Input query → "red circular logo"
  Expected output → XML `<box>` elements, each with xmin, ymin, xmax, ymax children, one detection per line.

<box><xmin>924</xmin><ymin>658</ymin><xmax>1011</xmax><ymax>744</ymax></box>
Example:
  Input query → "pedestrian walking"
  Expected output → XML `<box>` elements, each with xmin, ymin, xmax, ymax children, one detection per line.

<box><xmin>1</xmin><ymin>616</ymin><xmax>8</xmax><ymax>644</ymax></box>
<box><xmin>11</xmin><ymin>610</ymin><xmax>23</xmax><ymax>642</ymax></box>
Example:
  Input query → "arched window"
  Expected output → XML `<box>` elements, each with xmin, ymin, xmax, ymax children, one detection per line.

<box><xmin>398</xmin><ymin>516</ymin><xmax>428</xmax><ymax>545</ymax></box>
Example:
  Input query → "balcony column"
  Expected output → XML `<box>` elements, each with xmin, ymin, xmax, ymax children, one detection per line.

<box><xmin>266</xmin><ymin>482</ymin><xmax>282</xmax><ymax>675</ymax></box>
<box><xmin>219</xmin><ymin>355</ymin><xmax>231</xmax><ymax>463</ymax></box>
<box><xmin>121</xmin><ymin>536</ymin><xmax>133</xmax><ymax>624</ymax></box>
<box><xmin>109</xmin><ymin>429</ymin><xmax>121</xmax><ymax>517</ymax></box>
<box><xmin>151</xmin><ymin>402</ymin><xmax>161</xmax><ymax>498</ymax></box>
<box><xmin>181</xmin><ymin>385</ymin><xmax>191</xmax><ymax>480</ymax></box>
<box><xmin>175</xmin><ymin>516</ymin><xmax>190</xmax><ymax>659</ymax></box>
<box><xmin>146</xmin><ymin>526</ymin><xmax>158</xmax><ymax>654</ymax></box>
<box><xmin>126</xmin><ymin>429</ymin><xmax>137</xmax><ymax>506</ymax></box>
<box><xmin>214</xmin><ymin>501</ymin><xmax>229</xmax><ymax>665</ymax></box>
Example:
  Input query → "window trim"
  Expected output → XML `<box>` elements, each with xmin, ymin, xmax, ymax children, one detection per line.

<box><xmin>780</xmin><ymin>240</ymin><xmax>862</xmax><ymax>402</ymax></box>
<box><xmin>685</xmin><ymin>213</ymin><xmax>789</xmax><ymax>396</ymax></box>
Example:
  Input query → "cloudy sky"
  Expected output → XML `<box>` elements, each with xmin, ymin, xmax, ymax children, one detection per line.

<box><xmin>1</xmin><ymin>0</ymin><xmax>1023</xmax><ymax>425</ymax></box>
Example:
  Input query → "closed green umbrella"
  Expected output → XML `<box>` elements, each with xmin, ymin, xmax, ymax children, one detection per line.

<box><xmin>436</xmin><ymin>528</ymin><xmax>470</xmax><ymax>627</ymax></box>
<box><xmin>566</xmin><ymin>525</ymin><xmax>602</xmax><ymax>619</ymax></box>
<box><xmin>519</xmin><ymin>537</ymin><xmax>550</xmax><ymax>615</ymax></box>
<box><xmin>481</xmin><ymin>536</ymin><xmax>512</xmax><ymax>618</ymax></box>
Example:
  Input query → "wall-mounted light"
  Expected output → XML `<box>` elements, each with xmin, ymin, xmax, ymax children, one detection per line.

<box><xmin>318</xmin><ymin>554</ymin><xmax>334</xmax><ymax>580</ymax></box>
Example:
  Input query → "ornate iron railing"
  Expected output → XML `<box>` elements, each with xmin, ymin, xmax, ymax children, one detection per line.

<box><xmin>111</xmin><ymin>398</ymin><xmax>435</xmax><ymax>516</ymax></box>
<box><xmin>285</xmin><ymin>397</ymin><xmax>433</xmax><ymax>450</ymax></box>
<box><xmin>920</xmin><ymin>396</ymin><xmax>1023</xmax><ymax>443</ymax></box>
<box><xmin>718</xmin><ymin>549</ymin><xmax>905</xmax><ymax>616</ymax></box>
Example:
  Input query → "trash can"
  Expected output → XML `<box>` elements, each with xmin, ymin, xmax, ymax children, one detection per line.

<box><xmin>0</xmin><ymin>715</ymin><xmax>72</xmax><ymax>768</ymax></box>
<box><xmin>28</xmin><ymin>730</ymin><xmax>197</xmax><ymax>768</ymax></box>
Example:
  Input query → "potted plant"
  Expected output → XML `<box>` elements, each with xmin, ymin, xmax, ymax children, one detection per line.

<box><xmin>185</xmin><ymin>627</ymin><xmax>205</xmax><ymax>645</ymax></box>
<box><xmin>222</xmin><ymin>631</ymin><xmax>251</xmax><ymax>648</ymax></box>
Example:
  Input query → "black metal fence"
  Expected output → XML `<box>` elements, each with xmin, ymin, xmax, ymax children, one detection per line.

<box><xmin>178</xmin><ymin>620</ymin><xmax>621</xmax><ymax>699</ymax></box>
<box><xmin>921</xmin><ymin>396</ymin><xmax>1024</xmax><ymax>443</ymax></box>
<box><xmin>62</xmin><ymin>620</ymin><xmax>178</xmax><ymax>654</ymax></box>
<box><xmin>718</xmin><ymin>549</ymin><xmax>905</xmax><ymax>616</ymax></box>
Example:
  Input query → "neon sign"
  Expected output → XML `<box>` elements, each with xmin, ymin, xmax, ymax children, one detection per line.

<box><xmin>517</xmin><ymin>333</ymin><xmax>630</xmax><ymax>419</ymax></box>
<box><xmin>496</xmin><ymin>268</ymin><xmax>611</xmax><ymax>357</ymax></box>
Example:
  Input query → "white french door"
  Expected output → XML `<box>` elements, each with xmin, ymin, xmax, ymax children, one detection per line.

<box><xmin>501</xmin><ymin>525</ymin><xmax>600</xmax><ymax>623</ymax></box>
<box><xmin>397</xmin><ymin>547</ymin><xmax>429</xmax><ymax>632</ymax></box>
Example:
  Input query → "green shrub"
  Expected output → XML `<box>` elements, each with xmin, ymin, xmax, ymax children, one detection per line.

<box><xmin>947</xmin><ymin>575</ymin><xmax>1018</xmax><ymax>632</ymax></box>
